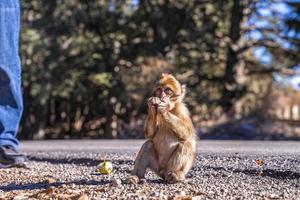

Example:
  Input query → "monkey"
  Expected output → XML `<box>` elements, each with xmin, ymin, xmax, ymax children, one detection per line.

<box><xmin>127</xmin><ymin>73</ymin><xmax>197</xmax><ymax>184</ymax></box>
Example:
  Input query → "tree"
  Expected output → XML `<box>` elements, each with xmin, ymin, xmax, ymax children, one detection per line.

<box><xmin>19</xmin><ymin>0</ymin><xmax>300</xmax><ymax>139</ymax></box>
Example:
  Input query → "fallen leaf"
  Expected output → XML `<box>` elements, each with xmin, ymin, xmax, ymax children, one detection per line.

<box><xmin>95</xmin><ymin>188</ymin><xmax>107</xmax><ymax>192</ymax></box>
<box><xmin>43</xmin><ymin>187</ymin><xmax>55</xmax><ymax>194</ymax></box>
<box><xmin>255</xmin><ymin>159</ymin><xmax>264</xmax><ymax>166</ymax></box>
<box><xmin>45</xmin><ymin>177</ymin><xmax>57</xmax><ymax>184</ymax></box>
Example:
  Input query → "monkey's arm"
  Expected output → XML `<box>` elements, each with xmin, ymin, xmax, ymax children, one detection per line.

<box><xmin>145</xmin><ymin>109</ymin><xmax>157</xmax><ymax>139</ymax></box>
<box><xmin>161</xmin><ymin>111</ymin><xmax>193</xmax><ymax>140</ymax></box>
<box><xmin>145</xmin><ymin>98</ymin><xmax>159</xmax><ymax>139</ymax></box>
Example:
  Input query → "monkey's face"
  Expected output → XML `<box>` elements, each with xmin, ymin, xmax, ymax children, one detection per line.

<box><xmin>152</xmin><ymin>74</ymin><xmax>185</xmax><ymax>109</ymax></box>
<box><xmin>153</xmin><ymin>86</ymin><xmax>174</xmax><ymax>100</ymax></box>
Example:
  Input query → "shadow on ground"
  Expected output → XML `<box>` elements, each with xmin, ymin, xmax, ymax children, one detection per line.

<box><xmin>28</xmin><ymin>155</ymin><xmax>133</xmax><ymax>167</ymax></box>
<box><xmin>203</xmin><ymin>166</ymin><xmax>300</xmax><ymax>180</ymax></box>
<box><xmin>0</xmin><ymin>179</ymin><xmax>110</xmax><ymax>192</ymax></box>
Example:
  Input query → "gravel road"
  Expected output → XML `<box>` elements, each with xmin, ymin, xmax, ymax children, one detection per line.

<box><xmin>0</xmin><ymin>140</ymin><xmax>299</xmax><ymax>200</ymax></box>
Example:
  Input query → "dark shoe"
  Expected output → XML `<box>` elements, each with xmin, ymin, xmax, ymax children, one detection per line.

<box><xmin>0</xmin><ymin>145</ymin><xmax>28</xmax><ymax>168</ymax></box>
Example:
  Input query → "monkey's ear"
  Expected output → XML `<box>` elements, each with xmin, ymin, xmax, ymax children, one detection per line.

<box><xmin>180</xmin><ymin>84</ymin><xmax>186</xmax><ymax>100</ymax></box>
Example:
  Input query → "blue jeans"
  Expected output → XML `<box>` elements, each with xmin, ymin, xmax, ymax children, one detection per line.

<box><xmin>0</xmin><ymin>0</ymin><xmax>22</xmax><ymax>150</ymax></box>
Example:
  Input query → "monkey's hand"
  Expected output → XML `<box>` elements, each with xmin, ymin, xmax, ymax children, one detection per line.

<box><xmin>148</xmin><ymin>97</ymin><xmax>161</xmax><ymax>107</ymax></box>
<box><xmin>147</xmin><ymin>97</ymin><xmax>161</xmax><ymax>114</ymax></box>
<box><xmin>157</xmin><ymin>98</ymin><xmax>171</xmax><ymax>114</ymax></box>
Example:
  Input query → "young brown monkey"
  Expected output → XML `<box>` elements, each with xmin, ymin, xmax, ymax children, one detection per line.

<box><xmin>128</xmin><ymin>74</ymin><xmax>196</xmax><ymax>184</ymax></box>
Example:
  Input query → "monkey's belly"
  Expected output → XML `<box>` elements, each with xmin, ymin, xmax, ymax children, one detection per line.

<box><xmin>153</xmin><ymin>130</ymin><xmax>179</xmax><ymax>168</ymax></box>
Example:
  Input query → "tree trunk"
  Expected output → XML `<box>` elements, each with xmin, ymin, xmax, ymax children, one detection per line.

<box><xmin>222</xmin><ymin>0</ymin><xmax>247</xmax><ymax>111</ymax></box>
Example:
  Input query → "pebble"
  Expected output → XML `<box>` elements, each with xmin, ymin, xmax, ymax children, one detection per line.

<box><xmin>111</xmin><ymin>178</ymin><xmax>122</xmax><ymax>187</ymax></box>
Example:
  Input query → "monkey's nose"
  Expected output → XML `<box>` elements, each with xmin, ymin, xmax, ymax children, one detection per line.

<box><xmin>161</xmin><ymin>92</ymin><xmax>167</xmax><ymax>98</ymax></box>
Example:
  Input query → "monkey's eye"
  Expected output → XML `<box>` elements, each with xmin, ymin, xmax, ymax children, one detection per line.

<box><xmin>165</xmin><ymin>88</ymin><xmax>173</xmax><ymax>96</ymax></box>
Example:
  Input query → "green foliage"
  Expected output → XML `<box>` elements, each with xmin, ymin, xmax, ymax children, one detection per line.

<box><xmin>19</xmin><ymin>0</ymin><xmax>299</xmax><ymax>139</ymax></box>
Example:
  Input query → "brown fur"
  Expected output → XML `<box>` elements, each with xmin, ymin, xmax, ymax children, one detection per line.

<box><xmin>127</xmin><ymin>74</ymin><xmax>197</xmax><ymax>184</ymax></box>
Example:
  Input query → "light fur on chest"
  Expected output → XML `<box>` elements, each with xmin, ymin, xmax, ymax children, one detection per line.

<box><xmin>153</xmin><ymin>125</ymin><xmax>179</xmax><ymax>166</ymax></box>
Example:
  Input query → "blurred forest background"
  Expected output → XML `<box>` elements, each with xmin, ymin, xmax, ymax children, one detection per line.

<box><xmin>19</xmin><ymin>0</ymin><xmax>300</xmax><ymax>140</ymax></box>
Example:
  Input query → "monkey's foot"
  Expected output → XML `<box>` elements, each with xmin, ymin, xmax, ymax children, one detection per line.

<box><xmin>126</xmin><ymin>175</ymin><xmax>148</xmax><ymax>184</ymax></box>
<box><xmin>165</xmin><ymin>172</ymin><xmax>185</xmax><ymax>184</ymax></box>
<box><xmin>126</xmin><ymin>175</ymin><xmax>139</xmax><ymax>184</ymax></box>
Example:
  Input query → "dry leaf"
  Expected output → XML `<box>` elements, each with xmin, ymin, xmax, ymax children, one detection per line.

<box><xmin>95</xmin><ymin>188</ymin><xmax>107</xmax><ymax>192</ymax></box>
<box><xmin>43</xmin><ymin>187</ymin><xmax>55</xmax><ymax>194</ymax></box>
<box><xmin>46</xmin><ymin>177</ymin><xmax>57</xmax><ymax>184</ymax></box>
<box><xmin>255</xmin><ymin>159</ymin><xmax>264</xmax><ymax>166</ymax></box>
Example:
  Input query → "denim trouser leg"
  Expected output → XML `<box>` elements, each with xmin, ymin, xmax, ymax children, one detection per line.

<box><xmin>0</xmin><ymin>0</ymin><xmax>22</xmax><ymax>150</ymax></box>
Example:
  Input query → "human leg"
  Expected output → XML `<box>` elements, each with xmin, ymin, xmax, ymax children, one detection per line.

<box><xmin>0</xmin><ymin>0</ymin><xmax>27</xmax><ymax>167</ymax></box>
